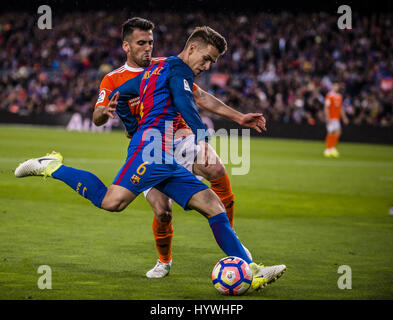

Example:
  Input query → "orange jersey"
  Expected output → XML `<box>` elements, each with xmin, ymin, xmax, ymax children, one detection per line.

<box><xmin>325</xmin><ymin>91</ymin><xmax>342</xmax><ymax>120</ymax></box>
<box><xmin>95</xmin><ymin>57</ymin><xmax>197</xmax><ymax>131</ymax></box>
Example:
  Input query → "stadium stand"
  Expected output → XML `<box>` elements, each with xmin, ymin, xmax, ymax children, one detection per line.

<box><xmin>0</xmin><ymin>10</ymin><xmax>392</xmax><ymax>127</ymax></box>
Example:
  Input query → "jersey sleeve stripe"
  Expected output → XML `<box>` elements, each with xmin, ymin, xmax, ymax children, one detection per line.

<box><xmin>107</xmin><ymin>67</ymin><xmax>125</xmax><ymax>76</ymax></box>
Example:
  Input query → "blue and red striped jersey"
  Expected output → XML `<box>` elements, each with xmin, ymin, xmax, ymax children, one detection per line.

<box><xmin>110</xmin><ymin>56</ymin><xmax>209</xmax><ymax>153</ymax></box>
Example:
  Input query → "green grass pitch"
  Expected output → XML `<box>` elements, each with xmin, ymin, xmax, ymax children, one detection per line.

<box><xmin>0</xmin><ymin>125</ymin><xmax>392</xmax><ymax>300</ymax></box>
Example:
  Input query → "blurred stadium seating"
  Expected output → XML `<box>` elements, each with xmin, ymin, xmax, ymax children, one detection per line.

<box><xmin>0</xmin><ymin>3</ymin><xmax>392</xmax><ymax>133</ymax></box>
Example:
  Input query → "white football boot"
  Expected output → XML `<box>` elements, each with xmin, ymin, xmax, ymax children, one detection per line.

<box><xmin>250</xmin><ymin>263</ymin><xmax>287</xmax><ymax>289</ymax></box>
<box><xmin>324</xmin><ymin>148</ymin><xmax>332</xmax><ymax>158</ymax></box>
<box><xmin>15</xmin><ymin>151</ymin><xmax>63</xmax><ymax>178</ymax></box>
<box><xmin>146</xmin><ymin>260</ymin><xmax>172</xmax><ymax>278</ymax></box>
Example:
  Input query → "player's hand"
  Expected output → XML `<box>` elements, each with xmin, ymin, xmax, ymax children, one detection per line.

<box><xmin>238</xmin><ymin>113</ymin><xmax>267</xmax><ymax>132</ymax></box>
<box><xmin>343</xmin><ymin>118</ymin><xmax>349</xmax><ymax>125</ymax></box>
<box><xmin>103</xmin><ymin>91</ymin><xmax>119</xmax><ymax>119</ymax></box>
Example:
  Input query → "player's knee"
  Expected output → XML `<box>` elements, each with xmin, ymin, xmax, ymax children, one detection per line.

<box><xmin>155</xmin><ymin>210</ymin><xmax>172</xmax><ymax>223</ymax></box>
<box><xmin>206</xmin><ymin>163</ymin><xmax>226</xmax><ymax>180</ymax></box>
<box><xmin>148</xmin><ymin>195</ymin><xmax>172</xmax><ymax>222</ymax></box>
<box><xmin>189</xmin><ymin>189</ymin><xmax>225</xmax><ymax>218</ymax></box>
<box><xmin>101</xmin><ymin>199</ymin><xmax>126</xmax><ymax>212</ymax></box>
<box><xmin>111</xmin><ymin>205</ymin><xmax>125</xmax><ymax>212</ymax></box>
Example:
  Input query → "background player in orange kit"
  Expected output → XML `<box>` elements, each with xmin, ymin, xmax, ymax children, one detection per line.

<box><xmin>323</xmin><ymin>82</ymin><xmax>349</xmax><ymax>158</ymax></box>
<box><xmin>93</xmin><ymin>17</ymin><xmax>268</xmax><ymax>278</ymax></box>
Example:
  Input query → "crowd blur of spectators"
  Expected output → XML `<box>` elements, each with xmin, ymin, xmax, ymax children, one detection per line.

<box><xmin>1</xmin><ymin>10</ymin><xmax>392</xmax><ymax>126</ymax></box>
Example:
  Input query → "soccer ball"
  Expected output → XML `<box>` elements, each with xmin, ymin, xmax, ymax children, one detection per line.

<box><xmin>211</xmin><ymin>256</ymin><xmax>253</xmax><ymax>295</ymax></box>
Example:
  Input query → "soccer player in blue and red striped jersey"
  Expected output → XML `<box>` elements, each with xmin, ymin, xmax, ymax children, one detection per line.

<box><xmin>93</xmin><ymin>18</ymin><xmax>265</xmax><ymax>278</ymax></box>
<box><xmin>15</xmin><ymin>26</ymin><xmax>286</xmax><ymax>290</ymax></box>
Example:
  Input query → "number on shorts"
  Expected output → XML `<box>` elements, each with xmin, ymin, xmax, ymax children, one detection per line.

<box><xmin>136</xmin><ymin>161</ymin><xmax>149</xmax><ymax>176</ymax></box>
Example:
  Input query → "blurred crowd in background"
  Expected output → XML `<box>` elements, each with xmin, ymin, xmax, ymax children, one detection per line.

<box><xmin>1</xmin><ymin>10</ymin><xmax>392</xmax><ymax>126</ymax></box>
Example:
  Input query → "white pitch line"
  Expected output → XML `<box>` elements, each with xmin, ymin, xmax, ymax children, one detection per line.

<box><xmin>380</xmin><ymin>176</ymin><xmax>393</xmax><ymax>181</ymax></box>
<box><xmin>0</xmin><ymin>157</ymin><xmax>123</xmax><ymax>164</ymax></box>
<box><xmin>1</xmin><ymin>157</ymin><xmax>393</xmax><ymax>168</ymax></box>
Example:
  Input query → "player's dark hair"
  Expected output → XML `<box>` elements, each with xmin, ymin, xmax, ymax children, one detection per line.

<box><xmin>122</xmin><ymin>17</ymin><xmax>155</xmax><ymax>41</ymax></box>
<box><xmin>185</xmin><ymin>26</ymin><xmax>227</xmax><ymax>55</ymax></box>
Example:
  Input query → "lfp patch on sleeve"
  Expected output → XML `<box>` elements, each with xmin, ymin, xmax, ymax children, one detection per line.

<box><xmin>183</xmin><ymin>79</ymin><xmax>191</xmax><ymax>92</ymax></box>
<box><xmin>97</xmin><ymin>89</ymin><xmax>106</xmax><ymax>104</ymax></box>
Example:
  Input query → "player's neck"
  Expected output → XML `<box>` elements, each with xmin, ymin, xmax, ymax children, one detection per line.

<box><xmin>177</xmin><ymin>52</ymin><xmax>188</xmax><ymax>66</ymax></box>
<box><xmin>125</xmin><ymin>59</ymin><xmax>143</xmax><ymax>69</ymax></box>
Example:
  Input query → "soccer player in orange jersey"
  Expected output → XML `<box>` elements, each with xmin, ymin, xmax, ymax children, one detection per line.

<box><xmin>93</xmin><ymin>18</ymin><xmax>268</xmax><ymax>278</ymax></box>
<box><xmin>323</xmin><ymin>82</ymin><xmax>349</xmax><ymax>158</ymax></box>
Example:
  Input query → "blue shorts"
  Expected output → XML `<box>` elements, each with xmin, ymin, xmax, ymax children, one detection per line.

<box><xmin>113</xmin><ymin>148</ymin><xmax>208</xmax><ymax>210</ymax></box>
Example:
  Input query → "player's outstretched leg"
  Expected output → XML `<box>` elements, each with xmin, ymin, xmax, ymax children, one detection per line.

<box><xmin>15</xmin><ymin>151</ymin><xmax>108</xmax><ymax>209</ymax></box>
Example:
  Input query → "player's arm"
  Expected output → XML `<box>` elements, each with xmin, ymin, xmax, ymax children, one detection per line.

<box><xmin>93</xmin><ymin>75</ymin><xmax>116</xmax><ymax>126</ymax></box>
<box><xmin>93</xmin><ymin>105</ymin><xmax>112</xmax><ymax>126</ymax></box>
<box><xmin>169</xmin><ymin>75</ymin><xmax>210</xmax><ymax>166</ymax></box>
<box><xmin>108</xmin><ymin>74</ymin><xmax>143</xmax><ymax>137</ymax></box>
<box><xmin>193</xmin><ymin>87</ymin><xmax>266</xmax><ymax>132</ymax></box>
<box><xmin>93</xmin><ymin>94</ymin><xmax>119</xmax><ymax>125</ymax></box>
<box><xmin>93</xmin><ymin>107</ymin><xmax>108</xmax><ymax>126</ymax></box>
<box><xmin>324</xmin><ymin>96</ymin><xmax>331</xmax><ymax>123</ymax></box>
<box><xmin>169</xmin><ymin>75</ymin><xmax>210</xmax><ymax>144</ymax></box>
<box><xmin>341</xmin><ymin>104</ymin><xmax>349</xmax><ymax>125</ymax></box>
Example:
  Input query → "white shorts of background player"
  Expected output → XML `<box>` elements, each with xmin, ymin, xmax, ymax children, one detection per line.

<box><xmin>326</xmin><ymin>119</ymin><xmax>341</xmax><ymax>133</ymax></box>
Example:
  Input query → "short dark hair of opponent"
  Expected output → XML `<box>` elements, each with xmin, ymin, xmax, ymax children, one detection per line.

<box><xmin>122</xmin><ymin>17</ymin><xmax>155</xmax><ymax>41</ymax></box>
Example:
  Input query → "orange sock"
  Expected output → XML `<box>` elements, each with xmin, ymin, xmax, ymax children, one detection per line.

<box><xmin>209</xmin><ymin>173</ymin><xmax>235</xmax><ymax>228</ymax></box>
<box><xmin>331</xmin><ymin>134</ymin><xmax>339</xmax><ymax>148</ymax></box>
<box><xmin>325</xmin><ymin>134</ymin><xmax>334</xmax><ymax>149</ymax></box>
<box><xmin>152</xmin><ymin>216</ymin><xmax>173</xmax><ymax>263</ymax></box>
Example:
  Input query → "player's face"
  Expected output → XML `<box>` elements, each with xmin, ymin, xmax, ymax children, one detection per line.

<box><xmin>123</xmin><ymin>29</ymin><xmax>153</xmax><ymax>68</ymax></box>
<box><xmin>333</xmin><ymin>83</ymin><xmax>340</xmax><ymax>92</ymax></box>
<box><xmin>188</xmin><ymin>43</ymin><xmax>220</xmax><ymax>76</ymax></box>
